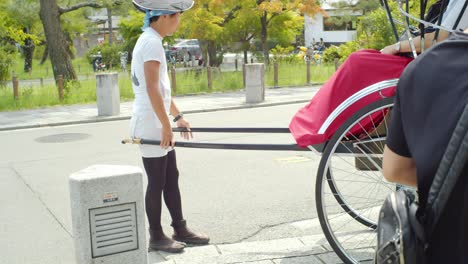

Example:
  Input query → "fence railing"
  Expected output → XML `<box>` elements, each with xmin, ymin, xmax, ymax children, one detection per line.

<box><xmin>0</xmin><ymin>61</ymin><xmax>337</xmax><ymax>111</ymax></box>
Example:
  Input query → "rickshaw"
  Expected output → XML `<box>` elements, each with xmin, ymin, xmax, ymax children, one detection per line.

<box><xmin>123</xmin><ymin>0</ymin><xmax>462</xmax><ymax>262</ymax></box>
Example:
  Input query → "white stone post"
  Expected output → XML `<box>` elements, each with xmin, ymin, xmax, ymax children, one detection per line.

<box><xmin>191</xmin><ymin>56</ymin><xmax>196</xmax><ymax>67</ymax></box>
<box><xmin>96</xmin><ymin>73</ymin><xmax>120</xmax><ymax>116</ymax></box>
<box><xmin>245</xmin><ymin>63</ymin><xmax>265</xmax><ymax>104</ymax></box>
<box><xmin>69</xmin><ymin>165</ymin><xmax>147</xmax><ymax>264</ymax></box>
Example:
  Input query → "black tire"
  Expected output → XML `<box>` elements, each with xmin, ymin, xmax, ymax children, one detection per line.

<box><xmin>316</xmin><ymin>97</ymin><xmax>397</xmax><ymax>264</ymax></box>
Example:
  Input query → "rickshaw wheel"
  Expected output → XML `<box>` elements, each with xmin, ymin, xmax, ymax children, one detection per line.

<box><xmin>315</xmin><ymin>97</ymin><xmax>397</xmax><ymax>264</ymax></box>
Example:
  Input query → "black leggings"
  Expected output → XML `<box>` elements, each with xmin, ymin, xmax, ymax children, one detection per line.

<box><xmin>142</xmin><ymin>150</ymin><xmax>183</xmax><ymax>230</ymax></box>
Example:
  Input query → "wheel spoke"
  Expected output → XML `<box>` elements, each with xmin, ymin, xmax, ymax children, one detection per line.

<box><xmin>315</xmin><ymin>97</ymin><xmax>397</xmax><ymax>264</ymax></box>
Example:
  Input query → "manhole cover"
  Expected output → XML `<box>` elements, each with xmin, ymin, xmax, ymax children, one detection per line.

<box><xmin>35</xmin><ymin>133</ymin><xmax>91</xmax><ymax>143</ymax></box>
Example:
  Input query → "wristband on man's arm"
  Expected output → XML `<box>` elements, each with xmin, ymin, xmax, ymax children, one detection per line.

<box><xmin>173</xmin><ymin>112</ymin><xmax>184</xmax><ymax>122</ymax></box>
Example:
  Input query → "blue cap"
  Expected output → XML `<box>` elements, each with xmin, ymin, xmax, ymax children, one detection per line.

<box><xmin>142</xmin><ymin>9</ymin><xmax>177</xmax><ymax>30</ymax></box>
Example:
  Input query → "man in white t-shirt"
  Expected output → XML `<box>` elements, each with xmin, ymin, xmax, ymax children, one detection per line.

<box><xmin>130</xmin><ymin>0</ymin><xmax>209</xmax><ymax>253</ymax></box>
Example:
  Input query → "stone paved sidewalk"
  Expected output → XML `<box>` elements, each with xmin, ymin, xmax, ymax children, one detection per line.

<box><xmin>0</xmin><ymin>86</ymin><xmax>319</xmax><ymax>131</ymax></box>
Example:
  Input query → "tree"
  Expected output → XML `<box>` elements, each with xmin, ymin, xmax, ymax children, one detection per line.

<box><xmin>180</xmin><ymin>0</ymin><xmax>320</xmax><ymax>66</ymax></box>
<box><xmin>5</xmin><ymin>0</ymin><xmax>42</xmax><ymax>72</ymax></box>
<box><xmin>118</xmin><ymin>10</ymin><xmax>144</xmax><ymax>60</ymax></box>
<box><xmin>0</xmin><ymin>9</ymin><xmax>17</xmax><ymax>83</ymax></box>
<box><xmin>97</xmin><ymin>0</ymin><xmax>131</xmax><ymax>45</ymax></box>
<box><xmin>0</xmin><ymin>0</ymin><xmax>38</xmax><ymax>82</ymax></box>
<box><xmin>178</xmin><ymin>0</ymin><xmax>236</xmax><ymax>66</ymax></box>
<box><xmin>39</xmin><ymin>0</ymin><xmax>103</xmax><ymax>82</ymax></box>
<box><xmin>222</xmin><ymin>1</ymin><xmax>261</xmax><ymax>63</ymax></box>
<box><xmin>256</xmin><ymin>0</ymin><xmax>321</xmax><ymax>64</ymax></box>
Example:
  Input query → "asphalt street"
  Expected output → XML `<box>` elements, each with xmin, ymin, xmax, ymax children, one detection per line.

<box><xmin>0</xmin><ymin>103</ymin><xmax>325</xmax><ymax>264</ymax></box>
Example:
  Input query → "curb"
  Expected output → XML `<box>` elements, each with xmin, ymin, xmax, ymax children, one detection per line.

<box><xmin>148</xmin><ymin>234</ymin><xmax>335</xmax><ymax>264</ymax></box>
<box><xmin>0</xmin><ymin>99</ymin><xmax>310</xmax><ymax>132</ymax></box>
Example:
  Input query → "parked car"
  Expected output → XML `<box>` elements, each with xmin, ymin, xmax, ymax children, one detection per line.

<box><xmin>169</xmin><ymin>39</ymin><xmax>203</xmax><ymax>63</ymax></box>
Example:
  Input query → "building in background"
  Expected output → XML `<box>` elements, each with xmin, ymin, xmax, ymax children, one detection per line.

<box><xmin>73</xmin><ymin>8</ymin><xmax>122</xmax><ymax>57</ymax></box>
<box><xmin>304</xmin><ymin>0</ymin><xmax>362</xmax><ymax>48</ymax></box>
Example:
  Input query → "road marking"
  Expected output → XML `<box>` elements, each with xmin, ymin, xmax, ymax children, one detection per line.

<box><xmin>275</xmin><ymin>156</ymin><xmax>312</xmax><ymax>163</ymax></box>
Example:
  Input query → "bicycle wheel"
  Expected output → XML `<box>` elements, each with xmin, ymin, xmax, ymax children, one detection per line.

<box><xmin>316</xmin><ymin>97</ymin><xmax>397</xmax><ymax>263</ymax></box>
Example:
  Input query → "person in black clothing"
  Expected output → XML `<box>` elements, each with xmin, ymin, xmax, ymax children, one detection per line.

<box><xmin>92</xmin><ymin>52</ymin><xmax>103</xmax><ymax>72</ymax></box>
<box><xmin>383</xmin><ymin>29</ymin><xmax>468</xmax><ymax>263</ymax></box>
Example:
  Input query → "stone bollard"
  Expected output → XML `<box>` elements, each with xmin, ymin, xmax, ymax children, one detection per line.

<box><xmin>245</xmin><ymin>63</ymin><xmax>265</xmax><ymax>103</ymax></box>
<box><xmin>69</xmin><ymin>165</ymin><xmax>147</xmax><ymax>264</ymax></box>
<box><xmin>96</xmin><ymin>73</ymin><xmax>120</xmax><ymax>116</ymax></box>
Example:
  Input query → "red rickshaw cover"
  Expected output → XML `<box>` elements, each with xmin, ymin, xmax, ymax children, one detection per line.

<box><xmin>289</xmin><ymin>49</ymin><xmax>413</xmax><ymax>147</ymax></box>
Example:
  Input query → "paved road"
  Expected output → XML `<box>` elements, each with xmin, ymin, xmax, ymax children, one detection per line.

<box><xmin>1</xmin><ymin>103</ymin><xmax>328</xmax><ymax>264</ymax></box>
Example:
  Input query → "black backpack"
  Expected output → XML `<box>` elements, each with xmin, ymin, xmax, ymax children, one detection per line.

<box><xmin>375</xmin><ymin>104</ymin><xmax>468</xmax><ymax>264</ymax></box>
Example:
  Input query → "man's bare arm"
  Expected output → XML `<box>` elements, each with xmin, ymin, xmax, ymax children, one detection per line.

<box><xmin>381</xmin><ymin>30</ymin><xmax>450</xmax><ymax>55</ymax></box>
<box><xmin>383</xmin><ymin>145</ymin><xmax>417</xmax><ymax>187</ymax></box>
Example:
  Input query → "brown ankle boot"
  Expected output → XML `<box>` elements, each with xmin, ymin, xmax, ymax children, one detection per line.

<box><xmin>171</xmin><ymin>220</ymin><xmax>210</xmax><ymax>245</ymax></box>
<box><xmin>149</xmin><ymin>227</ymin><xmax>185</xmax><ymax>253</ymax></box>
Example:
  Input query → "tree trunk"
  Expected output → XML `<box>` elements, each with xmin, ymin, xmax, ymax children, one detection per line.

<box><xmin>261</xmin><ymin>12</ymin><xmax>269</xmax><ymax>65</ymax></box>
<box><xmin>39</xmin><ymin>0</ymin><xmax>77</xmax><ymax>82</ymax></box>
<box><xmin>207</xmin><ymin>41</ymin><xmax>220</xmax><ymax>67</ymax></box>
<box><xmin>65</xmin><ymin>33</ymin><xmax>75</xmax><ymax>60</ymax></box>
<box><xmin>23</xmin><ymin>42</ymin><xmax>35</xmax><ymax>73</ymax></box>
<box><xmin>107</xmin><ymin>7</ymin><xmax>113</xmax><ymax>45</ymax></box>
<box><xmin>199</xmin><ymin>40</ymin><xmax>209</xmax><ymax>66</ymax></box>
<box><xmin>243</xmin><ymin>50</ymin><xmax>248</xmax><ymax>64</ymax></box>
<box><xmin>40</xmin><ymin>43</ymin><xmax>48</xmax><ymax>65</ymax></box>
<box><xmin>22</xmin><ymin>28</ymin><xmax>35</xmax><ymax>73</ymax></box>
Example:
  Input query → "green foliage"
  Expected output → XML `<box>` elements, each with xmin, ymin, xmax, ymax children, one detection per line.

<box><xmin>0</xmin><ymin>62</ymin><xmax>336</xmax><ymax>111</ymax></box>
<box><xmin>337</xmin><ymin>41</ymin><xmax>360</xmax><ymax>62</ymax></box>
<box><xmin>269</xmin><ymin>11</ymin><xmax>304</xmax><ymax>47</ymax></box>
<box><xmin>355</xmin><ymin>0</ymin><xmax>381</xmax><ymax>14</ymax></box>
<box><xmin>0</xmin><ymin>47</ymin><xmax>16</xmax><ymax>84</ymax></box>
<box><xmin>322</xmin><ymin>41</ymin><xmax>359</xmax><ymax>63</ymax></box>
<box><xmin>118</xmin><ymin>10</ymin><xmax>144</xmax><ymax>56</ymax></box>
<box><xmin>265</xmin><ymin>62</ymin><xmax>335</xmax><ymax>86</ymax></box>
<box><xmin>356</xmin><ymin>6</ymin><xmax>396</xmax><ymax>50</ymax></box>
<box><xmin>321</xmin><ymin>0</ymin><xmax>437</xmax><ymax>64</ymax></box>
<box><xmin>222</xmin><ymin>3</ymin><xmax>260</xmax><ymax>52</ymax></box>
<box><xmin>322</xmin><ymin>45</ymin><xmax>340</xmax><ymax>63</ymax></box>
<box><xmin>270</xmin><ymin>45</ymin><xmax>301</xmax><ymax>63</ymax></box>
<box><xmin>85</xmin><ymin>43</ymin><xmax>124</xmax><ymax>67</ymax></box>
<box><xmin>0</xmin><ymin>1</ymin><xmax>21</xmax><ymax>83</ymax></box>
<box><xmin>33</xmin><ymin>44</ymin><xmax>46</xmax><ymax>60</ymax></box>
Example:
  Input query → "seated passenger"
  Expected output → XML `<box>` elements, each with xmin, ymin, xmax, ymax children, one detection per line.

<box><xmin>289</xmin><ymin>0</ymin><xmax>468</xmax><ymax>147</ymax></box>
<box><xmin>383</xmin><ymin>27</ymin><xmax>468</xmax><ymax>264</ymax></box>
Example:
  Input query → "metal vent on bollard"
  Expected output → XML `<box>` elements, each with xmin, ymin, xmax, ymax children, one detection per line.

<box><xmin>69</xmin><ymin>165</ymin><xmax>147</xmax><ymax>264</ymax></box>
<box><xmin>90</xmin><ymin>203</ymin><xmax>138</xmax><ymax>258</ymax></box>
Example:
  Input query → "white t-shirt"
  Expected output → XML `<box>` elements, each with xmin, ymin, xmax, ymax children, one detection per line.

<box><xmin>129</xmin><ymin>27</ymin><xmax>172</xmax><ymax>157</ymax></box>
<box><xmin>442</xmin><ymin>0</ymin><xmax>468</xmax><ymax>31</ymax></box>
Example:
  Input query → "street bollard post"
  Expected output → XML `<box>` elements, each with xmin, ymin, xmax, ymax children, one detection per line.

<box><xmin>69</xmin><ymin>165</ymin><xmax>147</xmax><ymax>264</ymax></box>
<box><xmin>96</xmin><ymin>73</ymin><xmax>120</xmax><ymax>116</ymax></box>
<box><xmin>245</xmin><ymin>63</ymin><xmax>265</xmax><ymax>103</ymax></box>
